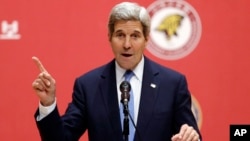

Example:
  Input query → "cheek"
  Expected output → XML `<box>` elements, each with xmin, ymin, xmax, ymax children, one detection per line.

<box><xmin>135</xmin><ymin>44</ymin><xmax>146</xmax><ymax>54</ymax></box>
<box><xmin>111</xmin><ymin>39</ymin><xmax>122</xmax><ymax>48</ymax></box>
<box><xmin>110</xmin><ymin>43</ymin><xmax>121</xmax><ymax>55</ymax></box>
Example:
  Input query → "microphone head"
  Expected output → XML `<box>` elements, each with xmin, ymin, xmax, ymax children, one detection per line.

<box><xmin>120</xmin><ymin>81</ymin><xmax>131</xmax><ymax>92</ymax></box>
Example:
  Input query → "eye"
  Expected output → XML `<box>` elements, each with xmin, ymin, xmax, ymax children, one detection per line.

<box><xmin>131</xmin><ymin>33</ymin><xmax>140</xmax><ymax>39</ymax></box>
<box><xmin>118</xmin><ymin>33</ymin><xmax>124</xmax><ymax>37</ymax></box>
<box><xmin>115</xmin><ymin>32</ymin><xmax>125</xmax><ymax>38</ymax></box>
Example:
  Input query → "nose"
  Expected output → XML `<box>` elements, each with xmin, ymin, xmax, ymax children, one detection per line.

<box><xmin>123</xmin><ymin>37</ymin><xmax>131</xmax><ymax>49</ymax></box>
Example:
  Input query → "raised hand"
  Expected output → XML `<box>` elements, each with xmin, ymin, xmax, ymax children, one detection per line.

<box><xmin>32</xmin><ymin>56</ymin><xmax>56</xmax><ymax>106</ymax></box>
<box><xmin>171</xmin><ymin>124</ymin><xmax>200</xmax><ymax>141</ymax></box>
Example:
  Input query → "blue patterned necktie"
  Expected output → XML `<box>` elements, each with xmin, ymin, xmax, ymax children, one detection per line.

<box><xmin>120</xmin><ymin>70</ymin><xmax>135</xmax><ymax>141</ymax></box>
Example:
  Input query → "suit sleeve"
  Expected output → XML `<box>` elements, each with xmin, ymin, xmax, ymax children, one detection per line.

<box><xmin>35</xmin><ymin>106</ymin><xmax>65</xmax><ymax>141</ymax></box>
<box><xmin>34</xmin><ymin>78</ymin><xmax>87</xmax><ymax>141</ymax></box>
<box><xmin>174</xmin><ymin>75</ymin><xmax>202</xmax><ymax>139</ymax></box>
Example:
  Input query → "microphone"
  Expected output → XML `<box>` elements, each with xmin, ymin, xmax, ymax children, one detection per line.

<box><xmin>120</xmin><ymin>81</ymin><xmax>131</xmax><ymax>109</ymax></box>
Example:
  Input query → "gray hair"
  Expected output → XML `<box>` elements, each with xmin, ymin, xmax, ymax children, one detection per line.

<box><xmin>108</xmin><ymin>2</ymin><xmax>151</xmax><ymax>40</ymax></box>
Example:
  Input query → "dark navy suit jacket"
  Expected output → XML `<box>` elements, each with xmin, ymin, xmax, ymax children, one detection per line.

<box><xmin>35</xmin><ymin>56</ymin><xmax>201</xmax><ymax>141</ymax></box>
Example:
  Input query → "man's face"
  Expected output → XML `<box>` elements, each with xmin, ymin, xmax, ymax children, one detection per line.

<box><xmin>109</xmin><ymin>20</ymin><xmax>148</xmax><ymax>70</ymax></box>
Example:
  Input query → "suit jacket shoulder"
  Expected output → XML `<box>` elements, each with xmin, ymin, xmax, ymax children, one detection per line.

<box><xmin>76</xmin><ymin>59</ymin><xmax>116</xmax><ymax>82</ymax></box>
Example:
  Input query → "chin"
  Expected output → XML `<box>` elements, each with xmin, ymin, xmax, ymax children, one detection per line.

<box><xmin>119</xmin><ymin>64</ymin><xmax>134</xmax><ymax>70</ymax></box>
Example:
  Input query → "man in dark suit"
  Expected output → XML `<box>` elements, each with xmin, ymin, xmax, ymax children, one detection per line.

<box><xmin>32</xmin><ymin>2</ymin><xmax>201</xmax><ymax>141</ymax></box>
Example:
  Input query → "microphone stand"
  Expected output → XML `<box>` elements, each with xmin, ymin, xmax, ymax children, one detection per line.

<box><xmin>123</xmin><ymin>102</ymin><xmax>129</xmax><ymax>141</ymax></box>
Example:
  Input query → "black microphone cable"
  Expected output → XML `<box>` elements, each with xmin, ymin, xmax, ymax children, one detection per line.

<box><xmin>128</xmin><ymin>110</ymin><xmax>142</xmax><ymax>141</ymax></box>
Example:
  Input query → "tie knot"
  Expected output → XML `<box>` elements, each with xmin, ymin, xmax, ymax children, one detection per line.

<box><xmin>124</xmin><ymin>70</ymin><xmax>134</xmax><ymax>81</ymax></box>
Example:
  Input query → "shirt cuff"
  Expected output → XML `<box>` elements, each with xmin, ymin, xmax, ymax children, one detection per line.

<box><xmin>36</xmin><ymin>98</ymin><xmax>57</xmax><ymax>121</ymax></box>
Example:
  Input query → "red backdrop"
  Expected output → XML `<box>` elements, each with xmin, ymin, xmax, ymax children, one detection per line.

<box><xmin>0</xmin><ymin>0</ymin><xmax>250</xmax><ymax>140</ymax></box>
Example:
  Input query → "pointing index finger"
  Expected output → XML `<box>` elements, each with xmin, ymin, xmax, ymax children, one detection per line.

<box><xmin>32</xmin><ymin>56</ymin><xmax>47</xmax><ymax>73</ymax></box>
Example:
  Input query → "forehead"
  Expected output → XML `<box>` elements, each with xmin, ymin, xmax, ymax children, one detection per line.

<box><xmin>114</xmin><ymin>20</ymin><xmax>143</xmax><ymax>33</ymax></box>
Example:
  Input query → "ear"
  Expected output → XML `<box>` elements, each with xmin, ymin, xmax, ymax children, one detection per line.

<box><xmin>145</xmin><ymin>35</ymin><xmax>149</xmax><ymax>42</ymax></box>
<box><xmin>108</xmin><ymin>33</ymin><xmax>112</xmax><ymax>41</ymax></box>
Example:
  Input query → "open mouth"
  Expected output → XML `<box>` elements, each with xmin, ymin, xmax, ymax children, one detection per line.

<box><xmin>122</xmin><ymin>53</ymin><xmax>132</xmax><ymax>57</ymax></box>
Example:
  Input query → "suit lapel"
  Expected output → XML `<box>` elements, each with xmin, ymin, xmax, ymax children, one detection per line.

<box><xmin>136</xmin><ymin>57</ymin><xmax>159</xmax><ymax>136</ymax></box>
<box><xmin>99</xmin><ymin>60</ymin><xmax>123</xmax><ymax>140</ymax></box>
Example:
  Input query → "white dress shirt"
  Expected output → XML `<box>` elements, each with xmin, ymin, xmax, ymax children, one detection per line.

<box><xmin>115</xmin><ymin>56</ymin><xmax>144</xmax><ymax>125</ymax></box>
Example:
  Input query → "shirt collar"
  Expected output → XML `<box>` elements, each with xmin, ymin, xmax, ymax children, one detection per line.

<box><xmin>115</xmin><ymin>56</ymin><xmax>144</xmax><ymax>82</ymax></box>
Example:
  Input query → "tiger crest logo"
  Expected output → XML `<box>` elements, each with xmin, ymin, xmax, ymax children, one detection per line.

<box><xmin>147</xmin><ymin>0</ymin><xmax>202</xmax><ymax>60</ymax></box>
<box><xmin>156</xmin><ymin>14</ymin><xmax>184</xmax><ymax>40</ymax></box>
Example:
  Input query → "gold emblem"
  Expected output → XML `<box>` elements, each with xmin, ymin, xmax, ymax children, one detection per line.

<box><xmin>156</xmin><ymin>14</ymin><xmax>184</xmax><ymax>40</ymax></box>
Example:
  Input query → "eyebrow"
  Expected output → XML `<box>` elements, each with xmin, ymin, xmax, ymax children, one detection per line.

<box><xmin>133</xmin><ymin>30</ymin><xmax>142</xmax><ymax>34</ymax></box>
<box><xmin>114</xmin><ymin>29</ymin><xmax>143</xmax><ymax>34</ymax></box>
